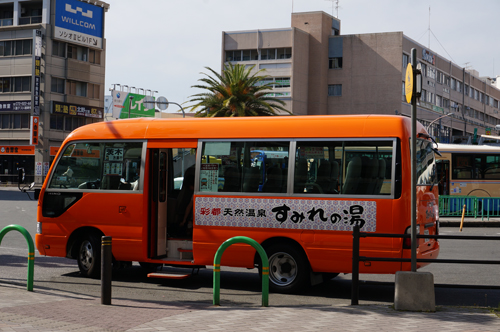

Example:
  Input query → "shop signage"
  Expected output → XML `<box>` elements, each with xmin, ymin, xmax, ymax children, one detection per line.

<box><xmin>0</xmin><ymin>146</ymin><xmax>35</xmax><ymax>155</ymax></box>
<box><xmin>54</xmin><ymin>0</ymin><xmax>104</xmax><ymax>48</ymax></box>
<box><xmin>52</xmin><ymin>101</ymin><xmax>103</xmax><ymax>119</ymax></box>
<box><xmin>30</xmin><ymin>116</ymin><xmax>39</xmax><ymax>145</ymax></box>
<box><xmin>0</xmin><ymin>101</ymin><xmax>31</xmax><ymax>112</ymax></box>
<box><xmin>111</xmin><ymin>90</ymin><xmax>156</xmax><ymax>119</ymax></box>
<box><xmin>32</xmin><ymin>30</ymin><xmax>42</xmax><ymax>115</ymax></box>
<box><xmin>50</xmin><ymin>146</ymin><xmax>60</xmax><ymax>156</ymax></box>
<box><xmin>422</xmin><ymin>49</ymin><xmax>435</xmax><ymax>65</ymax></box>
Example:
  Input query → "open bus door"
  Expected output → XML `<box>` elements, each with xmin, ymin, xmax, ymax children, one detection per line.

<box><xmin>149</xmin><ymin>149</ymin><xmax>168</xmax><ymax>258</ymax></box>
<box><xmin>436</xmin><ymin>159</ymin><xmax>449</xmax><ymax>196</ymax></box>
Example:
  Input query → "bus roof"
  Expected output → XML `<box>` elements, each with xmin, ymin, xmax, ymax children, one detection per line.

<box><xmin>66</xmin><ymin>114</ymin><xmax>425</xmax><ymax>142</ymax></box>
<box><xmin>436</xmin><ymin>143</ymin><xmax>500</xmax><ymax>153</ymax></box>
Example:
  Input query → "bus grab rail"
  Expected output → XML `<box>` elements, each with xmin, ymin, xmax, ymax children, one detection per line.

<box><xmin>213</xmin><ymin>236</ymin><xmax>269</xmax><ymax>307</ymax></box>
<box><xmin>0</xmin><ymin>225</ymin><xmax>35</xmax><ymax>291</ymax></box>
<box><xmin>351</xmin><ymin>225</ymin><xmax>500</xmax><ymax>305</ymax></box>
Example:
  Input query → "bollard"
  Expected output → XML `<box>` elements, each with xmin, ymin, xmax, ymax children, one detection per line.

<box><xmin>351</xmin><ymin>225</ymin><xmax>360</xmax><ymax>305</ymax></box>
<box><xmin>101</xmin><ymin>236</ymin><xmax>112</xmax><ymax>305</ymax></box>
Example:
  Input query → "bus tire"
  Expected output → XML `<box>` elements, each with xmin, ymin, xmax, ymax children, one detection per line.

<box><xmin>77</xmin><ymin>234</ymin><xmax>101</xmax><ymax>278</ymax></box>
<box><xmin>264</xmin><ymin>243</ymin><xmax>310</xmax><ymax>294</ymax></box>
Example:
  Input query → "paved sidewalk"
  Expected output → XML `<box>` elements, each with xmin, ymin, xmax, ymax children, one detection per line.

<box><xmin>1</xmin><ymin>283</ymin><xmax>499</xmax><ymax>332</ymax></box>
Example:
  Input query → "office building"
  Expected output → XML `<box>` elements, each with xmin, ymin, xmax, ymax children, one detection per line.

<box><xmin>0</xmin><ymin>0</ymin><xmax>109</xmax><ymax>184</ymax></box>
<box><xmin>222</xmin><ymin>11</ymin><xmax>500</xmax><ymax>143</ymax></box>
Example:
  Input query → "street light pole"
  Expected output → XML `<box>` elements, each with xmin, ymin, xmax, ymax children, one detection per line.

<box><xmin>128</xmin><ymin>96</ymin><xmax>134</xmax><ymax>118</ymax></box>
<box><xmin>425</xmin><ymin>112</ymin><xmax>453</xmax><ymax>132</ymax></box>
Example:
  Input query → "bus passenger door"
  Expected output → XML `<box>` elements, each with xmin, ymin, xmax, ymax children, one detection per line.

<box><xmin>149</xmin><ymin>149</ymin><xmax>168</xmax><ymax>258</ymax></box>
<box><xmin>436</xmin><ymin>160</ymin><xmax>449</xmax><ymax>195</ymax></box>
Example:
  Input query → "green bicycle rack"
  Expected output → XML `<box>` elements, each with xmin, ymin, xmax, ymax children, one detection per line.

<box><xmin>0</xmin><ymin>224</ymin><xmax>35</xmax><ymax>291</ymax></box>
<box><xmin>213</xmin><ymin>236</ymin><xmax>269</xmax><ymax>307</ymax></box>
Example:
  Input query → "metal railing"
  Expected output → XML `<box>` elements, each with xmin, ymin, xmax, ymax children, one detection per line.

<box><xmin>351</xmin><ymin>225</ymin><xmax>500</xmax><ymax>305</ymax></box>
<box><xmin>439</xmin><ymin>195</ymin><xmax>500</xmax><ymax>220</ymax></box>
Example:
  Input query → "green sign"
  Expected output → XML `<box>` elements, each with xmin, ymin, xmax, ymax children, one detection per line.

<box><xmin>111</xmin><ymin>90</ymin><xmax>156</xmax><ymax>119</ymax></box>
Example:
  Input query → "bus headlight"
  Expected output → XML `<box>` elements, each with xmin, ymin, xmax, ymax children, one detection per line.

<box><xmin>36</xmin><ymin>222</ymin><xmax>42</xmax><ymax>234</ymax></box>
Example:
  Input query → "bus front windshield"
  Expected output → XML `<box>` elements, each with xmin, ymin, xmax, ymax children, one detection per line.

<box><xmin>416</xmin><ymin>139</ymin><xmax>436</xmax><ymax>185</ymax></box>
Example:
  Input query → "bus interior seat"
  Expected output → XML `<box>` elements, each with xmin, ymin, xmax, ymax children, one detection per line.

<box><xmin>374</xmin><ymin>158</ymin><xmax>386</xmax><ymax>194</ymax></box>
<box><xmin>315</xmin><ymin>160</ymin><xmax>331</xmax><ymax>193</ymax></box>
<box><xmin>222</xmin><ymin>167</ymin><xmax>241</xmax><ymax>192</ymax></box>
<box><xmin>101</xmin><ymin>175</ymin><xmax>121</xmax><ymax>190</ymax></box>
<box><xmin>359</xmin><ymin>157</ymin><xmax>379</xmax><ymax>195</ymax></box>
<box><xmin>329</xmin><ymin>160</ymin><xmax>340</xmax><ymax>193</ymax></box>
<box><xmin>341</xmin><ymin>156</ymin><xmax>362</xmax><ymax>194</ymax></box>
<box><xmin>262</xmin><ymin>166</ymin><xmax>282</xmax><ymax>193</ymax></box>
<box><xmin>294</xmin><ymin>158</ymin><xmax>308</xmax><ymax>193</ymax></box>
<box><xmin>242</xmin><ymin>167</ymin><xmax>260</xmax><ymax>192</ymax></box>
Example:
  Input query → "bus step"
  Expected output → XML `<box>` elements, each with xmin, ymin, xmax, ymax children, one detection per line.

<box><xmin>147</xmin><ymin>271</ymin><xmax>191</xmax><ymax>280</ymax></box>
<box><xmin>178</xmin><ymin>248</ymin><xmax>193</xmax><ymax>260</ymax></box>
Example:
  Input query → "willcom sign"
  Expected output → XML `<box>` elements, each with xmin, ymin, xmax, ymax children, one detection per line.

<box><xmin>54</xmin><ymin>0</ymin><xmax>103</xmax><ymax>48</ymax></box>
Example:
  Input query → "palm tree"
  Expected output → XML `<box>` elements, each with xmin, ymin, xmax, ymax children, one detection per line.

<box><xmin>187</xmin><ymin>63</ymin><xmax>291</xmax><ymax>117</ymax></box>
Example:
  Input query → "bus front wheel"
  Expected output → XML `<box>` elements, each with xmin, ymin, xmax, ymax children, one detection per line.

<box><xmin>77</xmin><ymin>234</ymin><xmax>101</xmax><ymax>278</ymax></box>
<box><xmin>265</xmin><ymin>243</ymin><xmax>310</xmax><ymax>294</ymax></box>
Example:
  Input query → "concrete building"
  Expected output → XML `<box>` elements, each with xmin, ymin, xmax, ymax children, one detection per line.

<box><xmin>222</xmin><ymin>11</ymin><xmax>500</xmax><ymax>143</ymax></box>
<box><xmin>0</xmin><ymin>0</ymin><xmax>109</xmax><ymax>184</ymax></box>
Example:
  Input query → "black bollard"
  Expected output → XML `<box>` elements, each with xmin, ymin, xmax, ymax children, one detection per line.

<box><xmin>351</xmin><ymin>225</ymin><xmax>360</xmax><ymax>305</ymax></box>
<box><xmin>101</xmin><ymin>236</ymin><xmax>112</xmax><ymax>305</ymax></box>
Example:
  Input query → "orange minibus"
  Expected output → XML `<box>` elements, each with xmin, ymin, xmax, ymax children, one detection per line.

<box><xmin>35</xmin><ymin>115</ymin><xmax>440</xmax><ymax>293</ymax></box>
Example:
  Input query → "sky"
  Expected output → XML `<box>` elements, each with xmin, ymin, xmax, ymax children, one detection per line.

<box><xmin>104</xmin><ymin>0</ymin><xmax>499</xmax><ymax>111</ymax></box>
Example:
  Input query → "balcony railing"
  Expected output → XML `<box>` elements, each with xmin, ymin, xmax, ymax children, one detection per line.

<box><xmin>0</xmin><ymin>18</ymin><xmax>13</xmax><ymax>26</ymax></box>
<box><xmin>19</xmin><ymin>16</ymin><xmax>42</xmax><ymax>25</ymax></box>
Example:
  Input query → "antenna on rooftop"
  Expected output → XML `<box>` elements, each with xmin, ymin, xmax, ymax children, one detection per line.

<box><xmin>325</xmin><ymin>0</ymin><xmax>340</xmax><ymax>18</ymax></box>
<box><xmin>428</xmin><ymin>6</ymin><xmax>431</xmax><ymax>48</ymax></box>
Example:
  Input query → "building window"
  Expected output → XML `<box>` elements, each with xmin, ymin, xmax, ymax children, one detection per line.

<box><xmin>51</xmin><ymin>115</ymin><xmax>86</xmax><ymax>131</ymax></box>
<box><xmin>260</xmin><ymin>48</ymin><xmax>276</xmax><ymax>60</ymax></box>
<box><xmin>53</xmin><ymin>41</ymin><xmax>65</xmax><ymax>57</ymax></box>
<box><xmin>0</xmin><ymin>113</ymin><xmax>29</xmax><ymax>129</ymax></box>
<box><xmin>0</xmin><ymin>39</ymin><xmax>32</xmax><ymax>56</ymax></box>
<box><xmin>436</xmin><ymin>95</ymin><xmax>442</xmax><ymax>107</ymax></box>
<box><xmin>329</xmin><ymin>57</ymin><xmax>343</xmax><ymax>69</ymax></box>
<box><xmin>277</xmin><ymin>48</ymin><xmax>292</xmax><ymax>59</ymax></box>
<box><xmin>66</xmin><ymin>80</ymin><xmax>87</xmax><ymax>97</ymax></box>
<box><xmin>0</xmin><ymin>77</ymin><xmax>31</xmax><ymax>93</ymax></box>
<box><xmin>427</xmin><ymin>67</ymin><xmax>436</xmax><ymax>79</ymax></box>
<box><xmin>0</xmin><ymin>114</ymin><xmax>10</xmax><ymax>128</ymax></box>
<box><xmin>328</xmin><ymin>84</ymin><xmax>342</xmax><ymax>96</ymax></box>
<box><xmin>67</xmin><ymin>44</ymin><xmax>88</xmax><ymax>61</ymax></box>
<box><xmin>51</xmin><ymin>77</ymin><xmax>64</xmax><ymax>94</ymax></box>
<box><xmin>420</xmin><ymin>63</ymin><xmax>427</xmax><ymax>77</ymax></box>
<box><xmin>402</xmin><ymin>53</ymin><xmax>409</xmax><ymax>68</ymax></box>
<box><xmin>88</xmin><ymin>83</ymin><xmax>100</xmax><ymax>99</ymax></box>
<box><xmin>89</xmin><ymin>49</ymin><xmax>101</xmax><ymax>64</ymax></box>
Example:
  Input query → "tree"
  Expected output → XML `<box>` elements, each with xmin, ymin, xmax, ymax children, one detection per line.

<box><xmin>187</xmin><ymin>63</ymin><xmax>291</xmax><ymax>117</ymax></box>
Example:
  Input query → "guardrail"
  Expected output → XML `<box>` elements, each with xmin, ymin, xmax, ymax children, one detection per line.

<box><xmin>351</xmin><ymin>225</ymin><xmax>500</xmax><ymax>305</ymax></box>
<box><xmin>213</xmin><ymin>236</ymin><xmax>269</xmax><ymax>307</ymax></box>
<box><xmin>439</xmin><ymin>195</ymin><xmax>500</xmax><ymax>220</ymax></box>
<box><xmin>0</xmin><ymin>225</ymin><xmax>34</xmax><ymax>291</ymax></box>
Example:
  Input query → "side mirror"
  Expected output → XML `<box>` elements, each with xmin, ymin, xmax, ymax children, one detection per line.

<box><xmin>34</xmin><ymin>188</ymin><xmax>40</xmax><ymax>200</ymax></box>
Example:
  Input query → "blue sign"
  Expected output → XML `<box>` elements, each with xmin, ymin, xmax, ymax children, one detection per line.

<box><xmin>55</xmin><ymin>0</ymin><xmax>103</xmax><ymax>38</ymax></box>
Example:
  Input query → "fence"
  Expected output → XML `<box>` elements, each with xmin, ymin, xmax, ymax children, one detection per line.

<box><xmin>351</xmin><ymin>225</ymin><xmax>500</xmax><ymax>305</ymax></box>
<box><xmin>439</xmin><ymin>195</ymin><xmax>500</xmax><ymax>220</ymax></box>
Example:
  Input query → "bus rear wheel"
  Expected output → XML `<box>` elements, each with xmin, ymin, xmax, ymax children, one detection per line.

<box><xmin>264</xmin><ymin>243</ymin><xmax>310</xmax><ymax>294</ymax></box>
<box><xmin>77</xmin><ymin>234</ymin><xmax>101</xmax><ymax>278</ymax></box>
